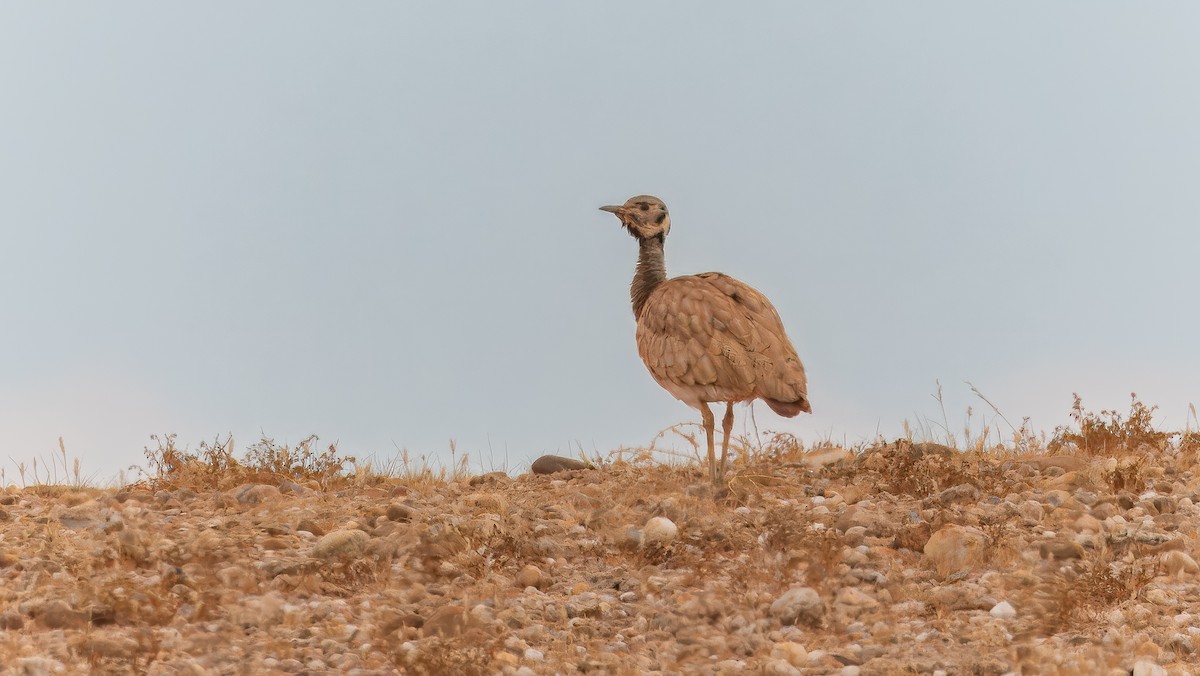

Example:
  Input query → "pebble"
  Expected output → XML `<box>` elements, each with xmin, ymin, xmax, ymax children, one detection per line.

<box><xmin>770</xmin><ymin>641</ymin><xmax>808</xmax><ymax>666</ymax></box>
<box><xmin>835</xmin><ymin>587</ymin><xmax>879</xmax><ymax>611</ymax></box>
<box><xmin>923</xmin><ymin>525</ymin><xmax>989</xmax><ymax>577</ymax></box>
<box><xmin>0</xmin><ymin>611</ymin><xmax>24</xmax><ymax>629</ymax></box>
<box><xmin>843</xmin><ymin>526</ymin><xmax>867</xmax><ymax>546</ymax></box>
<box><xmin>296</xmin><ymin>518</ymin><xmax>326</xmax><ymax>536</ymax></box>
<box><xmin>1038</xmin><ymin>539</ymin><xmax>1084</xmax><ymax>560</ymax></box>
<box><xmin>312</xmin><ymin>529</ymin><xmax>369</xmax><ymax>559</ymax></box>
<box><xmin>233</xmin><ymin>484</ymin><xmax>282</xmax><ymax>506</ymax></box>
<box><xmin>385</xmin><ymin>503</ymin><xmax>412</xmax><ymax>522</ymax></box>
<box><xmin>517</xmin><ymin>564</ymin><xmax>545</xmax><ymax>589</ymax></box>
<box><xmin>770</xmin><ymin>586</ymin><xmax>824</xmax><ymax>627</ymax></box>
<box><xmin>765</xmin><ymin>661</ymin><xmax>801</xmax><ymax>675</ymax></box>
<box><xmin>1017</xmin><ymin>500</ymin><xmax>1044</xmax><ymax>521</ymax></box>
<box><xmin>40</xmin><ymin>599</ymin><xmax>86</xmax><ymax>629</ymax></box>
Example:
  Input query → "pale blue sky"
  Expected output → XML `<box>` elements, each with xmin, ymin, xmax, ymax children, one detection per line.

<box><xmin>3</xmin><ymin>3</ymin><xmax>1198</xmax><ymax>480</ymax></box>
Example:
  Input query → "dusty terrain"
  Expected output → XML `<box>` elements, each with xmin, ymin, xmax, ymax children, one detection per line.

<box><xmin>2</xmin><ymin>428</ymin><xmax>1200</xmax><ymax>675</ymax></box>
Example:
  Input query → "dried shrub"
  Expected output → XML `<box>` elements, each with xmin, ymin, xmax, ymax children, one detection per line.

<box><xmin>390</xmin><ymin>634</ymin><xmax>502</xmax><ymax>676</ymax></box>
<box><xmin>843</xmin><ymin>440</ymin><xmax>1007</xmax><ymax>498</ymax></box>
<box><xmin>243</xmin><ymin>435</ymin><xmax>353</xmax><ymax>488</ymax></box>
<box><xmin>762</xmin><ymin>507</ymin><xmax>841</xmax><ymax>588</ymax></box>
<box><xmin>135</xmin><ymin>433</ymin><xmax>354</xmax><ymax>491</ymax></box>
<box><xmin>1036</xmin><ymin>552</ymin><xmax>1156</xmax><ymax>634</ymax></box>
<box><xmin>1049</xmin><ymin>393</ymin><xmax>1168</xmax><ymax>456</ymax></box>
<box><xmin>1104</xmin><ymin>455</ymin><xmax>1147</xmax><ymax>493</ymax></box>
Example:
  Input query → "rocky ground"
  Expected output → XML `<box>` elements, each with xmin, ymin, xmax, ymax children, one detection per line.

<box><xmin>2</xmin><ymin>440</ymin><xmax>1200</xmax><ymax>675</ymax></box>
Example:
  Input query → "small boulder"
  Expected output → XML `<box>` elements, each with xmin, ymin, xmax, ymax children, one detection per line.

<box><xmin>40</xmin><ymin>600</ymin><xmax>86</xmax><ymax>629</ymax></box>
<box><xmin>233</xmin><ymin>484</ymin><xmax>282</xmax><ymax>507</ymax></box>
<box><xmin>312</xmin><ymin>529</ymin><xmax>369</xmax><ymax>560</ymax></box>
<box><xmin>924</xmin><ymin>525</ymin><xmax>989</xmax><ymax>577</ymax></box>
<box><xmin>1038</xmin><ymin>540</ymin><xmax>1084</xmax><ymax>560</ymax></box>
<box><xmin>893</xmin><ymin>522</ymin><xmax>932</xmax><ymax>552</ymax></box>
<box><xmin>296</xmin><ymin>518</ymin><xmax>326</xmax><ymax>536</ymax></box>
<box><xmin>385</xmin><ymin>504</ymin><xmax>412</xmax><ymax>522</ymax></box>
<box><xmin>516</xmin><ymin>564</ymin><xmax>545</xmax><ymax>589</ymax></box>
<box><xmin>531</xmin><ymin>455</ymin><xmax>589</xmax><ymax>475</ymax></box>
<box><xmin>770</xmin><ymin>586</ymin><xmax>824</xmax><ymax>627</ymax></box>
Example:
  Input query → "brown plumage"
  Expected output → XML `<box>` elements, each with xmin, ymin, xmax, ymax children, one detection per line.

<box><xmin>600</xmin><ymin>195</ymin><xmax>811</xmax><ymax>484</ymax></box>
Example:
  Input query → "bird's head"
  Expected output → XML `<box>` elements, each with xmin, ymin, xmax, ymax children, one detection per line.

<box><xmin>599</xmin><ymin>195</ymin><xmax>671</xmax><ymax>241</ymax></box>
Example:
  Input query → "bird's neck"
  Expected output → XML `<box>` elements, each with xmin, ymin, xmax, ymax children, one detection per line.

<box><xmin>631</xmin><ymin>235</ymin><xmax>666</xmax><ymax>318</ymax></box>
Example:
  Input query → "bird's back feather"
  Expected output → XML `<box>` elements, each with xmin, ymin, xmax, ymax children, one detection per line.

<box><xmin>635</xmin><ymin>272</ymin><xmax>809</xmax><ymax>412</ymax></box>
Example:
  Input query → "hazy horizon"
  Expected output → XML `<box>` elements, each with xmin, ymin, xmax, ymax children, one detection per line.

<box><xmin>3</xmin><ymin>3</ymin><xmax>1199</xmax><ymax>482</ymax></box>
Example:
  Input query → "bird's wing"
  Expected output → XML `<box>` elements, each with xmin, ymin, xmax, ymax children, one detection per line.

<box><xmin>635</xmin><ymin>276</ymin><xmax>758</xmax><ymax>401</ymax></box>
<box><xmin>692</xmin><ymin>273</ymin><xmax>809</xmax><ymax>410</ymax></box>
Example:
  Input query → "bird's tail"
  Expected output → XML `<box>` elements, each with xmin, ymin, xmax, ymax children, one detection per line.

<box><xmin>764</xmin><ymin>396</ymin><xmax>811</xmax><ymax>417</ymax></box>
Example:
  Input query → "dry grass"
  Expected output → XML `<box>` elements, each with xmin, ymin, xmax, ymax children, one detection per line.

<box><xmin>4</xmin><ymin>436</ymin><xmax>88</xmax><ymax>491</ymax></box>
<box><xmin>116</xmin><ymin>434</ymin><xmax>477</xmax><ymax>494</ymax></box>
<box><xmin>5</xmin><ymin>391</ymin><xmax>1194</xmax><ymax>503</ymax></box>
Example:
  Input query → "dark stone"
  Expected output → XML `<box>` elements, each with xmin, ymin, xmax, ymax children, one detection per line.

<box><xmin>531</xmin><ymin>455</ymin><xmax>590</xmax><ymax>475</ymax></box>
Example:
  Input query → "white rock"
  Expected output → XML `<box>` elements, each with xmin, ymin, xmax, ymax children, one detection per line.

<box><xmin>523</xmin><ymin>648</ymin><xmax>544</xmax><ymax>661</ymax></box>
<box><xmin>989</xmin><ymin>601</ymin><xmax>1017</xmax><ymax>619</ymax></box>
<box><xmin>1132</xmin><ymin>660</ymin><xmax>1167</xmax><ymax>676</ymax></box>
<box><xmin>641</xmin><ymin>516</ymin><xmax>678</xmax><ymax>547</ymax></box>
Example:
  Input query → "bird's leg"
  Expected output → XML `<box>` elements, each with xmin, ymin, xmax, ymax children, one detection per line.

<box><xmin>699</xmin><ymin>403</ymin><xmax>716</xmax><ymax>484</ymax></box>
<box><xmin>718</xmin><ymin>402</ymin><xmax>734</xmax><ymax>481</ymax></box>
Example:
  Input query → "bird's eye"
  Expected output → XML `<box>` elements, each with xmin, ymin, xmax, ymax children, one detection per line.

<box><xmin>639</xmin><ymin>204</ymin><xmax>649</xmax><ymax>211</ymax></box>
<box><xmin>655</xmin><ymin>214</ymin><xmax>665</xmax><ymax>224</ymax></box>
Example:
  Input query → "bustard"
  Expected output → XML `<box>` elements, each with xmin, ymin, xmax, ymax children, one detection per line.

<box><xmin>600</xmin><ymin>195</ymin><xmax>811</xmax><ymax>484</ymax></box>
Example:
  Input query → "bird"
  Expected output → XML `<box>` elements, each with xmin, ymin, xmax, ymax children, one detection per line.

<box><xmin>599</xmin><ymin>195</ymin><xmax>811</xmax><ymax>484</ymax></box>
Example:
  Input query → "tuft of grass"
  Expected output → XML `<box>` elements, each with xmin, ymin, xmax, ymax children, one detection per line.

<box><xmin>7</xmin><ymin>436</ymin><xmax>90</xmax><ymax>491</ymax></box>
<box><xmin>368</xmin><ymin>441</ymin><xmax>473</xmax><ymax>485</ymax></box>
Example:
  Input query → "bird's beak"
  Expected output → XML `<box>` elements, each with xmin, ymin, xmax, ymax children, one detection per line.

<box><xmin>599</xmin><ymin>205</ymin><xmax>622</xmax><ymax>214</ymax></box>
